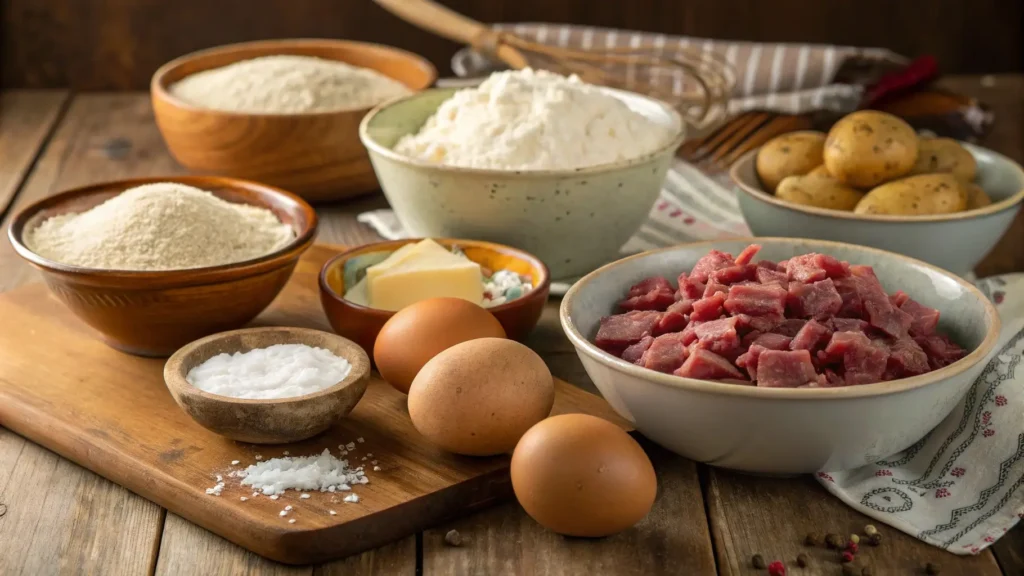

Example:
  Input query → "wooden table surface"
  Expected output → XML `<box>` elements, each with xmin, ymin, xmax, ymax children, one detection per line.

<box><xmin>0</xmin><ymin>75</ymin><xmax>1022</xmax><ymax>576</ymax></box>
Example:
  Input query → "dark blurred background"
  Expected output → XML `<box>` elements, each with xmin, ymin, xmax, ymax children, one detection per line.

<box><xmin>2</xmin><ymin>0</ymin><xmax>1021</xmax><ymax>90</ymax></box>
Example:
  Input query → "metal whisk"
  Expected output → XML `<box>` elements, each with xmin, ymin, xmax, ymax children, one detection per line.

<box><xmin>374</xmin><ymin>0</ymin><xmax>736</xmax><ymax>131</ymax></box>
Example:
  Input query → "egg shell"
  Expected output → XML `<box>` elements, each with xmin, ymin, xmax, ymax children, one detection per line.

<box><xmin>408</xmin><ymin>337</ymin><xmax>554</xmax><ymax>456</ymax></box>
<box><xmin>374</xmin><ymin>297</ymin><xmax>506</xmax><ymax>393</ymax></box>
<box><xmin>511</xmin><ymin>413</ymin><xmax>656</xmax><ymax>538</ymax></box>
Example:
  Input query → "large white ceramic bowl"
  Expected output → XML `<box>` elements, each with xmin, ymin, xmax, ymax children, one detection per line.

<box><xmin>359</xmin><ymin>87</ymin><xmax>685</xmax><ymax>280</ymax></box>
<box><xmin>731</xmin><ymin>143</ymin><xmax>1024</xmax><ymax>277</ymax></box>
<box><xmin>560</xmin><ymin>238</ymin><xmax>1000</xmax><ymax>474</ymax></box>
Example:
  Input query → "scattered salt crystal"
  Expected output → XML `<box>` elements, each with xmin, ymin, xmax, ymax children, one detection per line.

<box><xmin>216</xmin><ymin>475</ymin><xmax>223</xmax><ymax>482</ymax></box>
<box><xmin>231</xmin><ymin>460</ymin><xmax>240</xmax><ymax>466</ymax></box>
<box><xmin>340</xmin><ymin>450</ymin><xmax>348</xmax><ymax>456</ymax></box>
<box><xmin>255</xmin><ymin>455</ymin><xmax>263</xmax><ymax>461</ymax></box>
<box><xmin>329</xmin><ymin>510</ymin><xmax>337</xmax><ymax>515</ymax></box>
<box><xmin>346</xmin><ymin>442</ymin><xmax>356</xmax><ymax>450</ymax></box>
<box><xmin>205</xmin><ymin>482</ymin><xmax>225</xmax><ymax>496</ymax></box>
<box><xmin>371</xmin><ymin>460</ymin><xmax>377</xmax><ymax>465</ymax></box>
<box><xmin>300</xmin><ymin>494</ymin><xmax>311</xmax><ymax>499</ymax></box>
<box><xmin>367</xmin><ymin>453</ymin><xmax>373</xmax><ymax>457</ymax></box>
<box><xmin>373</xmin><ymin>466</ymin><xmax>382</xmax><ymax>472</ymax></box>
<box><xmin>288</xmin><ymin>519</ymin><xmax>296</xmax><ymax>524</ymax></box>
<box><xmin>283</xmin><ymin>451</ymin><xmax>290</xmax><ymax>455</ymax></box>
<box><xmin>357</xmin><ymin>437</ymin><xmax>364</xmax><ymax>443</ymax></box>
<box><xmin>270</xmin><ymin>495</ymin><xmax>280</xmax><ymax>500</ymax></box>
<box><xmin>285</xmin><ymin>505</ymin><xmax>293</xmax><ymax>511</ymax></box>
<box><xmin>361</xmin><ymin>457</ymin><xmax>367</xmax><ymax>461</ymax></box>
<box><xmin>187</xmin><ymin>344</ymin><xmax>352</xmax><ymax>399</ymax></box>
<box><xmin>252</xmin><ymin>492</ymin><xmax>259</xmax><ymax>497</ymax></box>
<box><xmin>279</xmin><ymin>511</ymin><xmax>288</xmax><ymax>517</ymax></box>
<box><xmin>327</xmin><ymin>486</ymin><xmax>336</xmax><ymax>493</ymax></box>
<box><xmin>237</xmin><ymin>449</ymin><xmax>368</xmax><ymax>496</ymax></box>
<box><xmin>344</xmin><ymin>494</ymin><xmax>360</xmax><ymax>503</ymax></box>
<box><xmin>240</xmin><ymin>497</ymin><xmax>248</xmax><ymax>501</ymax></box>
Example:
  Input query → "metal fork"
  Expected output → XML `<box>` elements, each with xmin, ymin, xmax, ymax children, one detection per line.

<box><xmin>677</xmin><ymin>110</ymin><xmax>829</xmax><ymax>173</ymax></box>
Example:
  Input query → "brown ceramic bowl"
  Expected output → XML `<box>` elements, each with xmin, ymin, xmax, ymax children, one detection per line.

<box><xmin>151</xmin><ymin>38</ymin><xmax>437</xmax><ymax>203</ymax></box>
<box><xmin>7</xmin><ymin>175</ymin><xmax>317</xmax><ymax>357</ymax></box>
<box><xmin>319</xmin><ymin>238</ymin><xmax>550</xmax><ymax>355</ymax></box>
<box><xmin>164</xmin><ymin>326</ymin><xmax>371</xmax><ymax>444</ymax></box>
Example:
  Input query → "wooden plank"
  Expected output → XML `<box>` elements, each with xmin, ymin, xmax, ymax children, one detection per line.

<box><xmin>421</xmin><ymin>441</ymin><xmax>716</xmax><ymax>576</ymax></box>
<box><xmin>0</xmin><ymin>90</ymin><xmax>67</xmax><ymax>217</ymax></box>
<box><xmin>992</xmin><ymin>524</ymin><xmax>1023</xmax><ymax>576</ymax></box>
<box><xmin>707</xmin><ymin>469</ymin><xmax>1004</xmax><ymax>576</ymax></box>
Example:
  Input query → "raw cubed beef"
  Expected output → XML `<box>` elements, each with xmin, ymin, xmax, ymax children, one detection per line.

<box><xmin>734</xmin><ymin>244</ymin><xmax>762</xmax><ymax>266</ymax></box>
<box><xmin>703</xmin><ymin>280</ymin><xmax>730</xmax><ymax>298</ymax></box>
<box><xmin>756</xmin><ymin>350</ymin><xmax>818</xmax><ymax>388</ymax></box>
<box><xmin>724</xmin><ymin>284</ymin><xmax>788</xmax><ymax>316</ymax></box>
<box><xmin>736</xmin><ymin>344</ymin><xmax>768</xmax><ymax>379</ymax></box>
<box><xmin>790</xmin><ymin>319</ymin><xmax>832</xmax><ymax>351</ymax></box>
<box><xmin>678</xmin><ymin>276</ymin><xmax>707</xmax><ymax>300</ymax></box>
<box><xmin>756</xmin><ymin>259</ymin><xmax>779</xmax><ymax>271</ymax></box>
<box><xmin>751</xmin><ymin>332</ymin><xmax>793</xmax><ymax>350</ymax></box>
<box><xmin>690</xmin><ymin>292</ymin><xmax>727</xmax><ymax>321</ymax></box>
<box><xmin>850</xmin><ymin>266</ymin><xmax>912</xmax><ymax>338</ymax></box>
<box><xmin>786</xmin><ymin>253</ymin><xmax>850</xmax><ymax>283</ymax></box>
<box><xmin>688</xmin><ymin>250</ymin><xmax>735</xmax><ymax>283</ymax></box>
<box><xmin>640</xmin><ymin>333</ymin><xmax>690</xmax><ymax>373</ymax></box>
<box><xmin>627</xmin><ymin>277</ymin><xmax>673</xmax><ymax>297</ymax></box>
<box><xmin>886</xmin><ymin>337</ymin><xmax>930</xmax><ymax>377</ymax></box>
<box><xmin>900</xmin><ymin>298</ymin><xmax>940</xmax><ymax>336</ymax></box>
<box><xmin>755</xmin><ymin>267</ymin><xmax>789</xmax><ymax>288</ymax></box>
<box><xmin>788</xmin><ymin>279</ymin><xmax>843</xmax><ymax>319</ymax></box>
<box><xmin>619</xmin><ymin>289</ymin><xmax>676</xmax><ymax>311</ymax></box>
<box><xmin>680</xmin><ymin>323</ymin><xmax>699</xmax><ymax>346</ymax></box>
<box><xmin>773</xmin><ymin>318</ymin><xmax>808</xmax><ymax>337</ymax></box>
<box><xmin>621</xmin><ymin>335</ymin><xmax>653</xmax><ymax>364</ymax></box>
<box><xmin>915</xmin><ymin>334</ymin><xmax>967</xmax><ymax>369</ymax></box>
<box><xmin>735</xmin><ymin>312</ymin><xmax>785</xmax><ymax>333</ymax></box>
<box><xmin>694</xmin><ymin>317</ymin><xmax>741</xmax><ymax>355</ymax></box>
<box><xmin>777</xmin><ymin>258</ymin><xmax>790</xmax><ymax>269</ymax></box>
<box><xmin>834</xmin><ymin>276</ymin><xmax>864</xmax><ymax>318</ymax></box>
<box><xmin>711</xmin><ymin>264</ymin><xmax>758</xmax><ymax>285</ymax></box>
<box><xmin>828</xmin><ymin>318</ymin><xmax>869</xmax><ymax>333</ymax></box>
<box><xmin>595</xmin><ymin>310</ymin><xmax>661</xmax><ymax>352</ymax></box>
<box><xmin>890</xmin><ymin>290</ymin><xmax>910</xmax><ymax>307</ymax></box>
<box><xmin>654</xmin><ymin>299</ymin><xmax>693</xmax><ymax>334</ymax></box>
<box><xmin>823</xmin><ymin>369</ymin><xmax>845</xmax><ymax>387</ymax></box>
<box><xmin>821</xmin><ymin>331</ymin><xmax>889</xmax><ymax>385</ymax></box>
<box><xmin>675</xmin><ymin>349</ymin><xmax>744</xmax><ymax>380</ymax></box>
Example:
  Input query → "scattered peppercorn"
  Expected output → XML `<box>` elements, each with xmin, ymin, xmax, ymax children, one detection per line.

<box><xmin>841</xmin><ymin>551</ymin><xmax>855</xmax><ymax>563</ymax></box>
<box><xmin>925</xmin><ymin>562</ymin><xmax>941</xmax><ymax>575</ymax></box>
<box><xmin>767</xmin><ymin>560</ymin><xmax>786</xmax><ymax>576</ymax></box>
<box><xmin>846</xmin><ymin>541</ymin><xmax>859</xmax><ymax>554</ymax></box>
<box><xmin>849</xmin><ymin>534</ymin><xmax>860</xmax><ymax>544</ymax></box>
<box><xmin>826</xmin><ymin>533</ymin><xmax>843</xmax><ymax>549</ymax></box>
<box><xmin>796</xmin><ymin>553</ymin><xmax>809</xmax><ymax>567</ymax></box>
<box><xmin>861</xmin><ymin>568</ymin><xmax>873</xmax><ymax>576</ymax></box>
<box><xmin>752</xmin><ymin>554</ymin><xmax>767</xmax><ymax>569</ymax></box>
<box><xmin>842</xmin><ymin>566</ymin><xmax>858</xmax><ymax>576</ymax></box>
<box><xmin>804</xmin><ymin>533</ymin><xmax>818</xmax><ymax>547</ymax></box>
<box><xmin>444</xmin><ymin>530</ymin><xmax>463</xmax><ymax>547</ymax></box>
<box><xmin>864</xmin><ymin>524</ymin><xmax>878</xmax><ymax>536</ymax></box>
<box><xmin>867</xmin><ymin>533</ymin><xmax>883</xmax><ymax>547</ymax></box>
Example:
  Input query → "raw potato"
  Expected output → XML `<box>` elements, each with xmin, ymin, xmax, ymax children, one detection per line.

<box><xmin>775</xmin><ymin>174</ymin><xmax>864</xmax><ymax>211</ymax></box>
<box><xmin>965</xmin><ymin>182</ymin><xmax>993</xmax><ymax>209</ymax></box>
<box><xmin>908</xmin><ymin>137</ymin><xmax>977</xmax><ymax>181</ymax></box>
<box><xmin>855</xmin><ymin>174</ymin><xmax>967</xmax><ymax>216</ymax></box>
<box><xmin>755</xmin><ymin>131</ymin><xmax>826</xmax><ymax>192</ymax></box>
<box><xmin>807</xmin><ymin>164</ymin><xmax>831</xmax><ymax>177</ymax></box>
<box><xmin>824</xmin><ymin>111</ymin><xmax>919</xmax><ymax>188</ymax></box>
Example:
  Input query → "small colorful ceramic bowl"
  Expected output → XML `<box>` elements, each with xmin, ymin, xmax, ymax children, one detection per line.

<box><xmin>358</xmin><ymin>87</ymin><xmax>686</xmax><ymax>280</ymax></box>
<box><xmin>730</xmin><ymin>142</ymin><xmax>1024</xmax><ymax>276</ymax></box>
<box><xmin>319</xmin><ymin>238</ymin><xmax>550</xmax><ymax>354</ymax></box>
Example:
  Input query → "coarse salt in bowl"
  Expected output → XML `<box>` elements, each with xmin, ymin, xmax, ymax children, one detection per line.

<box><xmin>187</xmin><ymin>343</ymin><xmax>353</xmax><ymax>400</ymax></box>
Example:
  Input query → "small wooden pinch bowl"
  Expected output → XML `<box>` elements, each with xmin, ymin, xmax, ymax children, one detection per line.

<box><xmin>319</xmin><ymin>238</ymin><xmax>550</xmax><ymax>354</ymax></box>
<box><xmin>7</xmin><ymin>175</ymin><xmax>317</xmax><ymax>357</ymax></box>
<box><xmin>151</xmin><ymin>38</ymin><xmax>437</xmax><ymax>202</ymax></box>
<box><xmin>164</xmin><ymin>326</ymin><xmax>371</xmax><ymax>444</ymax></box>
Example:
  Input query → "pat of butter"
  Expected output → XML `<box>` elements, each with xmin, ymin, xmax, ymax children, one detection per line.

<box><xmin>367</xmin><ymin>240</ymin><xmax>484</xmax><ymax>311</ymax></box>
<box><xmin>365</xmin><ymin>239</ymin><xmax>449</xmax><ymax>282</ymax></box>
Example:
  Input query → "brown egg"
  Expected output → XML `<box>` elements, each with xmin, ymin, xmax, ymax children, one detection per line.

<box><xmin>511</xmin><ymin>414</ymin><xmax>657</xmax><ymax>537</ymax></box>
<box><xmin>408</xmin><ymin>338</ymin><xmax>553</xmax><ymax>456</ymax></box>
<box><xmin>374</xmin><ymin>297</ymin><xmax>506</xmax><ymax>393</ymax></box>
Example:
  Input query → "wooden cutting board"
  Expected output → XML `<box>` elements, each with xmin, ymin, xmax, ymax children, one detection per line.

<box><xmin>0</xmin><ymin>244</ymin><xmax>627</xmax><ymax>565</ymax></box>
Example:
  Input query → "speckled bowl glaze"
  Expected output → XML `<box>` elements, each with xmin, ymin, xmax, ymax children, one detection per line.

<box><xmin>731</xmin><ymin>143</ymin><xmax>1024</xmax><ymax>276</ymax></box>
<box><xmin>359</xmin><ymin>87</ymin><xmax>686</xmax><ymax>280</ymax></box>
<box><xmin>561</xmin><ymin>238</ymin><xmax>1000</xmax><ymax>474</ymax></box>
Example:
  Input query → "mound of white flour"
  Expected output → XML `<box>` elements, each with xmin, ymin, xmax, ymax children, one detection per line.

<box><xmin>170</xmin><ymin>55</ymin><xmax>410</xmax><ymax>113</ymax></box>
<box><xmin>393</xmin><ymin>69</ymin><xmax>673</xmax><ymax>171</ymax></box>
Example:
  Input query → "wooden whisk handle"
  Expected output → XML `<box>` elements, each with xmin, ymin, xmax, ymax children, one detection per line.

<box><xmin>373</xmin><ymin>0</ymin><xmax>528</xmax><ymax>69</ymax></box>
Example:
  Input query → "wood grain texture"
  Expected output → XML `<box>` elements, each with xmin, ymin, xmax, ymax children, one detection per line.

<box><xmin>0</xmin><ymin>244</ymin><xmax>628</xmax><ymax>565</ymax></box>
<box><xmin>0</xmin><ymin>91</ymin><xmax>68</xmax><ymax>216</ymax></box>
<box><xmin>992</xmin><ymin>522</ymin><xmax>1024</xmax><ymax>576</ymax></box>
<box><xmin>2</xmin><ymin>0</ymin><xmax>1021</xmax><ymax>90</ymax></box>
<box><xmin>707</xmin><ymin>469</ymin><xmax>1004</xmax><ymax>576</ymax></box>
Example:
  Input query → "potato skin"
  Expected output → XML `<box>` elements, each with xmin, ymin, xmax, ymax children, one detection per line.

<box><xmin>824</xmin><ymin>111</ymin><xmax>918</xmax><ymax>188</ymax></box>
<box><xmin>964</xmin><ymin>183</ymin><xmax>993</xmax><ymax>209</ymax></box>
<box><xmin>807</xmin><ymin>164</ymin><xmax>831</xmax><ymax>177</ymax></box>
<box><xmin>755</xmin><ymin>131</ymin><xmax>826</xmax><ymax>192</ymax></box>
<box><xmin>855</xmin><ymin>174</ymin><xmax>967</xmax><ymax>216</ymax></box>
<box><xmin>908</xmin><ymin>137</ymin><xmax>977</xmax><ymax>181</ymax></box>
<box><xmin>775</xmin><ymin>173</ymin><xmax>864</xmax><ymax>211</ymax></box>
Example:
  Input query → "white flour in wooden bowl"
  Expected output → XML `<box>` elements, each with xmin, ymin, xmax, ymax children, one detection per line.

<box><xmin>24</xmin><ymin>182</ymin><xmax>294</xmax><ymax>270</ymax></box>
<box><xmin>169</xmin><ymin>55</ymin><xmax>410</xmax><ymax>114</ymax></box>
<box><xmin>393</xmin><ymin>68</ymin><xmax>674</xmax><ymax>170</ymax></box>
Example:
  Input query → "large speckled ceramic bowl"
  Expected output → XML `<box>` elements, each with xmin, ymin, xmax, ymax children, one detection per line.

<box><xmin>731</xmin><ymin>143</ymin><xmax>1024</xmax><ymax>276</ymax></box>
<box><xmin>561</xmin><ymin>238</ymin><xmax>1000</xmax><ymax>474</ymax></box>
<box><xmin>359</xmin><ymin>87</ymin><xmax>685</xmax><ymax>280</ymax></box>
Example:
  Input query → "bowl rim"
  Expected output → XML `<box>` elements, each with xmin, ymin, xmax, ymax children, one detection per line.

<box><xmin>358</xmin><ymin>85</ymin><xmax>688</xmax><ymax>178</ymax></box>
<box><xmin>730</xmin><ymin>143</ymin><xmax>1024</xmax><ymax>223</ymax></box>
<box><xmin>318</xmin><ymin>237</ymin><xmax>552</xmax><ymax>318</ymax></box>
<box><xmin>560</xmin><ymin>236</ymin><xmax>1002</xmax><ymax>400</ymax></box>
<box><xmin>163</xmin><ymin>326</ymin><xmax>371</xmax><ymax>406</ymax></box>
<box><xmin>150</xmin><ymin>37</ymin><xmax>439</xmax><ymax>118</ymax></box>
<box><xmin>7</xmin><ymin>175</ymin><xmax>318</xmax><ymax>286</ymax></box>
